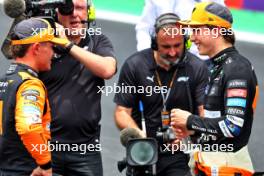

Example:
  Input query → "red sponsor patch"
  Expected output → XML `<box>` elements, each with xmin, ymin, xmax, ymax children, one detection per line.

<box><xmin>227</xmin><ymin>89</ymin><xmax>247</xmax><ymax>98</ymax></box>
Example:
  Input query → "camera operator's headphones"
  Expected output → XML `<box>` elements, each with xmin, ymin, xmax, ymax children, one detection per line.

<box><xmin>151</xmin><ymin>13</ymin><xmax>191</xmax><ymax>51</ymax></box>
<box><xmin>87</xmin><ymin>0</ymin><xmax>96</xmax><ymax>22</ymax></box>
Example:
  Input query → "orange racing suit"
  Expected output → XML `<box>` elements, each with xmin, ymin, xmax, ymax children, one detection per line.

<box><xmin>0</xmin><ymin>63</ymin><xmax>51</xmax><ymax>175</ymax></box>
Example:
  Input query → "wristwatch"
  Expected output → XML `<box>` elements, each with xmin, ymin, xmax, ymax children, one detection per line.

<box><xmin>65</xmin><ymin>42</ymin><xmax>74</xmax><ymax>53</ymax></box>
<box><xmin>40</xmin><ymin>161</ymin><xmax>51</xmax><ymax>170</ymax></box>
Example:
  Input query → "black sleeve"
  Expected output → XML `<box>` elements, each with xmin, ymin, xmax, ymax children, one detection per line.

<box><xmin>187</xmin><ymin>61</ymin><xmax>258</xmax><ymax>138</ymax></box>
<box><xmin>113</xmin><ymin>60</ymin><xmax>137</xmax><ymax>108</ymax></box>
<box><xmin>93</xmin><ymin>34</ymin><xmax>116</xmax><ymax>58</ymax></box>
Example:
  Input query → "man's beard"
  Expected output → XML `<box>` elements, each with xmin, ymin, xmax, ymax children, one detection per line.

<box><xmin>159</xmin><ymin>53</ymin><xmax>181</xmax><ymax>66</ymax></box>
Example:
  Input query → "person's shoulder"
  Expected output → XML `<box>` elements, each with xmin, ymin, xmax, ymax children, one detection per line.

<box><xmin>224</xmin><ymin>49</ymin><xmax>252</xmax><ymax>69</ymax></box>
<box><xmin>21</xmin><ymin>78</ymin><xmax>44</xmax><ymax>88</ymax></box>
<box><xmin>120</xmin><ymin>48</ymin><xmax>153</xmax><ymax>72</ymax></box>
<box><xmin>84</xmin><ymin>33</ymin><xmax>115</xmax><ymax>57</ymax></box>
<box><xmin>17</xmin><ymin>70</ymin><xmax>39</xmax><ymax>82</ymax></box>
<box><xmin>222</xmin><ymin>49</ymin><xmax>255</xmax><ymax>80</ymax></box>
<box><xmin>89</xmin><ymin>32</ymin><xmax>109</xmax><ymax>41</ymax></box>
<box><xmin>126</xmin><ymin>48</ymin><xmax>153</xmax><ymax>65</ymax></box>
<box><xmin>18</xmin><ymin>78</ymin><xmax>45</xmax><ymax>96</ymax></box>
<box><xmin>17</xmin><ymin>68</ymin><xmax>44</xmax><ymax>87</ymax></box>
<box><xmin>85</xmin><ymin>33</ymin><xmax>113</xmax><ymax>46</ymax></box>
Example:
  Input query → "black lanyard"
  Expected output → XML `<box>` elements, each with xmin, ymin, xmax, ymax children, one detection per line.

<box><xmin>155</xmin><ymin>68</ymin><xmax>178</xmax><ymax>111</ymax></box>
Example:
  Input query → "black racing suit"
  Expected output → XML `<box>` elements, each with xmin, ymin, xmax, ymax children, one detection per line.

<box><xmin>187</xmin><ymin>47</ymin><xmax>259</xmax><ymax>152</ymax></box>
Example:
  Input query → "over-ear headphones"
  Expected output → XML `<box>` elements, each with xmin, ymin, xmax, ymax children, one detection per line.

<box><xmin>87</xmin><ymin>0</ymin><xmax>96</xmax><ymax>23</ymax></box>
<box><xmin>151</xmin><ymin>13</ymin><xmax>191</xmax><ymax>51</ymax></box>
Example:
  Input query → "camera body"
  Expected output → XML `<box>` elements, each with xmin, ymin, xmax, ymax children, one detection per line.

<box><xmin>126</xmin><ymin>165</ymin><xmax>156</xmax><ymax>176</ymax></box>
<box><xmin>1</xmin><ymin>0</ymin><xmax>74</xmax><ymax>60</ymax></box>
<box><xmin>118</xmin><ymin>138</ymin><xmax>158</xmax><ymax>176</ymax></box>
<box><xmin>25</xmin><ymin>0</ymin><xmax>73</xmax><ymax>19</ymax></box>
<box><xmin>156</xmin><ymin>126</ymin><xmax>176</xmax><ymax>144</ymax></box>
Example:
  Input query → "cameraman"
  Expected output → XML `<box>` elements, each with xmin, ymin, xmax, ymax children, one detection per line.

<box><xmin>39</xmin><ymin>0</ymin><xmax>117</xmax><ymax>175</ymax></box>
<box><xmin>114</xmin><ymin>13</ymin><xmax>208</xmax><ymax>176</ymax></box>
<box><xmin>0</xmin><ymin>18</ymin><xmax>65</xmax><ymax>176</ymax></box>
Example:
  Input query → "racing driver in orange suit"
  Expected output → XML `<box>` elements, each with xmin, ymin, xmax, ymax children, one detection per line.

<box><xmin>0</xmin><ymin>18</ymin><xmax>71</xmax><ymax>176</ymax></box>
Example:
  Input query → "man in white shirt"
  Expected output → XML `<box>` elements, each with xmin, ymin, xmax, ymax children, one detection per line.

<box><xmin>135</xmin><ymin>0</ymin><xmax>225</xmax><ymax>59</ymax></box>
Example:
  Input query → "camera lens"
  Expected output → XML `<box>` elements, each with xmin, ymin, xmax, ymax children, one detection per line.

<box><xmin>130</xmin><ymin>141</ymin><xmax>155</xmax><ymax>165</ymax></box>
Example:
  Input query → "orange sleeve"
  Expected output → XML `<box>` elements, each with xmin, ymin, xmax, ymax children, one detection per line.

<box><xmin>15</xmin><ymin>79</ymin><xmax>51</xmax><ymax>165</ymax></box>
<box><xmin>252</xmin><ymin>85</ymin><xmax>259</xmax><ymax>112</ymax></box>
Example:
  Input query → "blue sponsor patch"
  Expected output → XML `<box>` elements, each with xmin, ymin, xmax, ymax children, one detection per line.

<box><xmin>224</xmin><ymin>119</ymin><xmax>241</xmax><ymax>136</ymax></box>
<box><xmin>226</xmin><ymin>98</ymin><xmax>246</xmax><ymax>108</ymax></box>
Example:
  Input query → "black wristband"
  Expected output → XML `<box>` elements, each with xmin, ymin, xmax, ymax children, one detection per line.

<box><xmin>40</xmin><ymin>161</ymin><xmax>51</xmax><ymax>170</ymax></box>
<box><xmin>65</xmin><ymin>42</ymin><xmax>74</xmax><ymax>53</ymax></box>
<box><xmin>186</xmin><ymin>114</ymin><xmax>195</xmax><ymax>130</ymax></box>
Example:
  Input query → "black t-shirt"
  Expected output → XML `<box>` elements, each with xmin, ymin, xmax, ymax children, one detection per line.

<box><xmin>39</xmin><ymin>34</ymin><xmax>115</xmax><ymax>144</ymax></box>
<box><xmin>114</xmin><ymin>48</ymin><xmax>208</xmax><ymax>138</ymax></box>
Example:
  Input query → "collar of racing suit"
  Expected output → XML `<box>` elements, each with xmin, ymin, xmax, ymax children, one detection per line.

<box><xmin>211</xmin><ymin>47</ymin><xmax>237</xmax><ymax>66</ymax></box>
<box><xmin>6</xmin><ymin>63</ymin><xmax>38</xmax><ymax>78</ymax></box>
<box><xmin>209</xmin><ymin>47</ymin><xmax>237</xmax><ymax>79</ymax></box>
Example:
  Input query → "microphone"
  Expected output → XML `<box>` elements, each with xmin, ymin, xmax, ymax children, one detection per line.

<box><xmin>81</xmin><ymin>20</ymin><xmax>89</xmax><ymax>24</ymax></box>
<box><xmin>3</xmin><ymin>0</ymin><xmax>26</xmax><ymax>18</ymax></box>
<box><xmin>1</xmin><ymin>15</ymin><xmax>26</xmax><ymax>59</ymax></box>
<box><xmin>120</xmin><ymin>128</ymin><xmax>144</xmax><ymax>147</ymax></box>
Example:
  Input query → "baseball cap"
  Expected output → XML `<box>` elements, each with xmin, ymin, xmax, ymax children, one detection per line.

<box><xmin>11</xmin><ymin>18</ymin><xmax>69</xmax><ymax>46</ymax></box>
<box><xmin>179</xmin><ymin>2</ymin><xmax>233</xmax><ymax>28</ymax></box>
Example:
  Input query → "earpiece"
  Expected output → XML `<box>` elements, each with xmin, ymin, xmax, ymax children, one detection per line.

<box><xmin>185</xmin><ymin>36</ymin><xmax>192</xmax><ymax>50</ymax></box>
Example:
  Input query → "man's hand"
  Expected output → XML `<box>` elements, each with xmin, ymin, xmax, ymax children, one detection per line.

<box><xmin>170</xmin><ymin>108</ymin><xmax>191</xmax><ymax>128</ymax></box>
<box><xmin>31</xmin><ymin>167</ymin><xmax>52</xmax><ymax>176</ymax></box>
<box><xmin>41</xmin><ymin>168</ymin><xmax>52</xmax><ymax>176</ymax></box>
<box><xmin>173</xmin><ymin>127</ymin><xmax>194</xmax><ymax>140</ymax></box>
<box><xmin>170</xmin><ymin>108</ymin><xmax>193</xmax><ymax>139</ymax></box>
<box><xmin>31</xmin><ymin>167</ymin><xmax>42</xmax><ymax>176</ymax></box>
<box><xmin>55</xmin><ymin>22</ymin><xmax>71</xmax><ymax>47</ymax></box>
